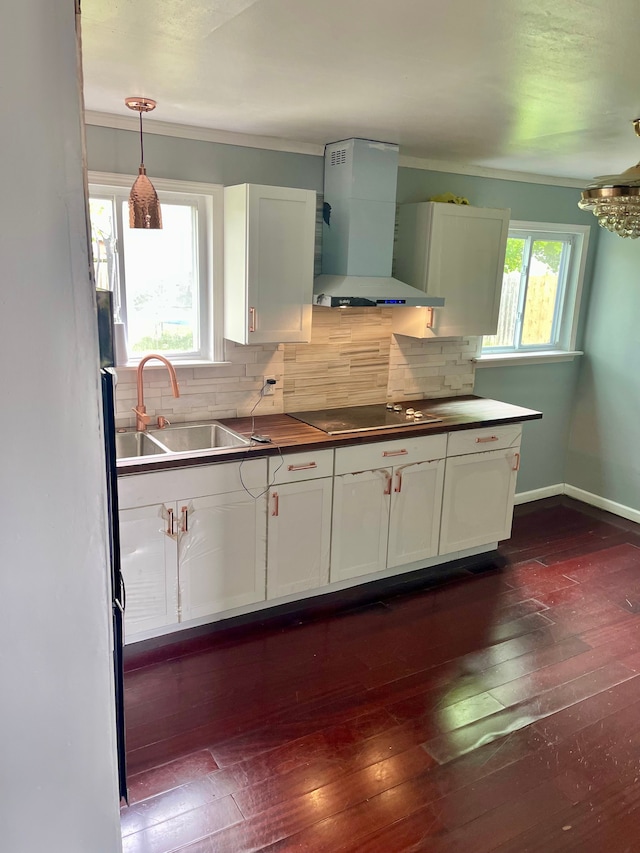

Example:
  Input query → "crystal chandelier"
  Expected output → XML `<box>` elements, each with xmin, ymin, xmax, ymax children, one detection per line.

<box><xmin>125</xmin><ymin>97</ymin><xmax>162</xmax><ymax>229</ymax></box>
<box><xmin>578</xmin><ymin>119</ymin><xmax>640</xmax><ymax>238</ymax></box>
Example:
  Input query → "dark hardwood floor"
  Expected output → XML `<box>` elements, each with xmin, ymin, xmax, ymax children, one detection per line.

<box><xmin>120</xmin><ymin>496</ymin><xmax>640</xmax><ymax>852</ymax></box>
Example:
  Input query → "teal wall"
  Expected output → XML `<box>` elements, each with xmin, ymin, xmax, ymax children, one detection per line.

<box><xmin>86</xmin><ymin>125</ymin><xmax>324</xmax><ymax>191</ymax></box>
<box><xmin>86</xmin><ymin>126</ymin><xmax>600</xmax><ymax>495</ymax></box>
<box><xmin>473</xmin><ymin>360</ymin><xmax>581</xmax><ymax>492</ymax></box>
<box><xmin>565</xmin><ymin>230</ymin><xmax>640</xmax><ymax>511</ymax></box>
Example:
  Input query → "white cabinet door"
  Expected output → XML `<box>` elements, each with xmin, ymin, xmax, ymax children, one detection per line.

<box><xmin>331</xmin><ymin>469</ymin><xmax>391</xmax><ymax>582</ymax></box>
<box><xmin>178</xmin><ymin>491</ymin><xmax>267</xmax><ymax>621</ymax></box>
<box><xmin>224</xmin><ymin>183</ymin><xmax>316</xmax><ymax>344</ymax></box>
<box><xmin>439</xmin><ymin>447</ymin><xmax>520</xmax><ymax>555</ymax></box>
<box><xmin>387</xmin><ymin>459</ymin><xmax>445</xmax><ymax>568</ymax></box>
<box><xmin>267</xmin><ymin>478</ymin><xmax>333</xmax><ymax>599</ymax></box>
<box><xmin>119</xmin><ymin>504</ymin><xmax>178</xmax><ymax>638</ymax></box>
<box><xmin>394</xmin><ymin>202</ymin><xmax>510</xmax><ymax>338</ymax></box>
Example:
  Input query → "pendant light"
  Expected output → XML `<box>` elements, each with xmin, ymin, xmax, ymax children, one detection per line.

<box><xmin>125</xmin><ymin>96</ymin><xmax>162</xmax><ymax>229</ymax></box>
<box><xmin>578</xmin><ymin>119</ymin><xmax>640</xmax><ymax>238</ymax></box>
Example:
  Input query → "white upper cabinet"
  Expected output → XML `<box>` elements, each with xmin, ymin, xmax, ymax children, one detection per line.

<box><xmin>223</xmin><ymin>183</ymin><xmax>316</xmax><ymax>344</ymax></box>
<box><xmin>393</xmin><ymin>202</ymin><xmax>510</xmax><ymax>338</ymax></box>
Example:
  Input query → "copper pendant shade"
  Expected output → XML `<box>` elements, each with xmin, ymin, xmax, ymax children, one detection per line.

<box><xmin>578</xmin><ymin>119</ymin><xmax>640</xmax><ymax>239</ymax></box>
<box><xmin>125</xmin><ymin>97</ymin><xmax>162</xmax><ymax>229</ymax></box>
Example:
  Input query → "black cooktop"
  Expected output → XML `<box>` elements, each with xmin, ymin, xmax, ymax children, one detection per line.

<box><xmin>288</xmin><ymin>404</ymin><xmax>442</xmax><ymax>435</ymax></box>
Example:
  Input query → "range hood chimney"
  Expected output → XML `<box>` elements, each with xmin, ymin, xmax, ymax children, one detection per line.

<box><xmin>313</xmin><ymin>138</ymin><xmax>444</xmax><ymax>308</ymax></box>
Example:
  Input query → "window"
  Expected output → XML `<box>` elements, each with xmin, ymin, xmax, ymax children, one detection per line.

<box><xmin>88</xmin><ymin>173</ymin><xmax>223</xmax><ymax>363</ymax></box>
<box><xmin>480</xmin><ymin>221</ymin><xmax>589</xmax><ymax>362</ymax></box>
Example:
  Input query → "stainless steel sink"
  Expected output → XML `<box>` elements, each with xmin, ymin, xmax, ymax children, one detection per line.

<box><xmin>115</xmin><ymin>421</ymin><xmax>250</xmax><ymax>461</ymax></box>
<box><xmin>149</xmin><ymin>423</ymin><xmax>250</xmax><ymax>453</ymax></box>
<box><xmin>115</xmin><ymin>431</ymin><xmax>168</xmax><ymax>460</ymax></box>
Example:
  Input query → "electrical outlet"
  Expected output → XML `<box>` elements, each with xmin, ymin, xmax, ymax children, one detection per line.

<box><xmin>263</xmin><ymin>376</ymin><xmax>277</xmax><ymax>395</ymax></box>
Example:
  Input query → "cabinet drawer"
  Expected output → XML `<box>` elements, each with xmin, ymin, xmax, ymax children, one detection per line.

<box><xmin>335</xmin><ymin>434</ymin><xmax>447</xmax><ymax>475</ymax></box>
<box><xmin>118</xmin><ymin>458</ymin><xmax>267</xmax><ymax>508</ymax></box>
<box><xmin>270</xmin><ymin>448</ymin><xmax>334</xmax><ymax>483</ymax></box>
<box><xmin>447</xmin><ymin>424</ymin><xmax>522</xmax><ymax>457</ymax></box>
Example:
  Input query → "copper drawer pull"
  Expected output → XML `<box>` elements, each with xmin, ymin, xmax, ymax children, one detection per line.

<box><xmin>287</xmin><ymin>462</ymin><xmax>317</xmax><ymax>472</ymax></box>
<box><xmin>382</xmin><ymin>449</ymin><xmax>408</xmax><ymax>457</ymax></box>
<box><xmin>272</xmin><ymin>491</ymin><xmax>279</xmax><ymax>517</ymax></box>
<box><xmin>249</xmin><ymin>306</ymin><xmax>256</xmax><ymax>333</ymax></box>
<box><xmin>476</xmin><ymin>435</ymin><xmax>499</xmax><ymax>443</ymax></box>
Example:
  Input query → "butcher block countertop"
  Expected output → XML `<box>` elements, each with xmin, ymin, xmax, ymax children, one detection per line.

<box><xmin>116</xmin><ymin>395</ymin><xmax>542</xmax><ymax>475</ymax></box>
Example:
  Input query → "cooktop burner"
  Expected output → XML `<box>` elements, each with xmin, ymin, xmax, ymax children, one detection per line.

<box><xmin>288</xmin><ymin>403</ymin><xmax>442</xmax><ymax>435</ymax></box>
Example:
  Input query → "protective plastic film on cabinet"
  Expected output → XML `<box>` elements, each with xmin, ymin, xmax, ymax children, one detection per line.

<box><xmin>177</xmin><ymin>492</ymin><xmax>267</xmax><ymax>622</ymax></box>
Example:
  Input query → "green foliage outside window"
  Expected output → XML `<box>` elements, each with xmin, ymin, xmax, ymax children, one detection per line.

<box><xmin>132</xmin><ymin>328</ymin><xmax>194</xmax><ymax>352</ymax></box>
<box><xmin>504</xmin><ymin>237</ymin><xmax>561</xmax><ymax>274</ymax></box>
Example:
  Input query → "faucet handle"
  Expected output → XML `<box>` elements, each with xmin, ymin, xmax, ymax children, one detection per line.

<box><xmin>132</xmin><ymin>406</ymin><xmax>151</xmax><ymax>425</ymax></box>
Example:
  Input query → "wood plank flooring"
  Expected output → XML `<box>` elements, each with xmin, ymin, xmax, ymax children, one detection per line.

<box><xmin>121</xmin><ymin>496</ymin><xmax>640</xmax><ymax>852</ymax></box>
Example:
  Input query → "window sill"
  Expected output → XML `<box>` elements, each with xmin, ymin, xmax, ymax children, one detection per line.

<box><xmin>114</xmin><ymin>359</ymin><xmax>231</xmax><ymax>371</ymax></box>
<box><xmin>474</xmin><ymin>350</ymin><xmax>583</xmax><ymax>368</ymax></box>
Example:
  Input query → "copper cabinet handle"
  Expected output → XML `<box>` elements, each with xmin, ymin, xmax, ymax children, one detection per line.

<box><xmin>382</xmin><ymin>449</ymin><xmax>408</xmax><ymax>457</ymax></box>
<box><xmin>394</xmin><ymin>470</ymin><xmax>403</xmax><ymax>493</ymax></box>
<box><xmin>287</xmin><ymin>462</ymin><xmax>317</xmax><ymax>471</ymax></box>
<box><xmin>512</xmin><ymin>452</ymin><xmax>521</xmax><ymax>472</ymax></box>
<box><xmin>383</xmin><ymin>471</ymin><xmax>393</xmax><ymax>495</ymax></box>
<box><xmin>166</xmin><ymin>507</ymin><xmax>175</xmax><ymax>537</ymax></box>
<box><xmin>181</xmin><ymin>505</ymin><xmax>188</xmax><ymax>532</ymax></box>
<box><xmin>272</xmin><ymin>491</ymin><xmax>279</xmax><ymax>517</ymax></box>
<box><xmin>476</xmin><ymin>435</ymin><xmax>499</xmax><ymax>443</ymax></box>
<box><xmin>249</xmin><ymin>306</ymin><xmax>256</xmax><ymax>333</ymax></box>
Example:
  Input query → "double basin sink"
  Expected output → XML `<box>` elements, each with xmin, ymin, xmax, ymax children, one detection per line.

<box><xmin>115</xmin><ymin>422</ymin><xmax>249</xmax><ymax>461</ymax></box>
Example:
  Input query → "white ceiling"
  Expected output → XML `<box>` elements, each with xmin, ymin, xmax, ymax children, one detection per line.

<box><xmin>81</xmin><ymin>0</ymin><xmax>640</xmax><ymax>182</ymax></box>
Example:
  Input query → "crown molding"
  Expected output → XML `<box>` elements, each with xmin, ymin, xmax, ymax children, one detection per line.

<box><xmin>84</xmin><ymin>110</ymin><xmax>587</xmax><ymax>188</ymax></box>
<box><xmin>398</xmin><ymin>154</ymin><xmax>587</xmax><ymax>189</ymax></box>
<box><xmin>83</xmin><ymin>110</ymin><xmax>325</xmax><ymax>157</ymax></box>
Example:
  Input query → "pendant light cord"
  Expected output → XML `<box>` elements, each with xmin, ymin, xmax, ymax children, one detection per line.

<box><xmin>139</xmin><ymin>111</ymin><xmax>144</xmax><ymax>166</ymax></box>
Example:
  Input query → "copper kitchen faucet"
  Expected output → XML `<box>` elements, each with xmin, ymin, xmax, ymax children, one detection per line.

<box><xmin>132</xmin><ymin>353</ymin><xmax>180</xmax><ymax>431</ymax></box>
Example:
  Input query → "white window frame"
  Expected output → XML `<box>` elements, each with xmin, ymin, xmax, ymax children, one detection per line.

<box><xmin>88</xmin><ymin>171</ymin><xmax>225</xmax><ymax>364</ymax></box>
<box><xmin>476</xmin><ymin>221</ymin><xmax>590</xmax><ymax>367</ymax></box>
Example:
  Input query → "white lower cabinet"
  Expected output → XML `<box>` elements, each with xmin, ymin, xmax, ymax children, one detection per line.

<box><xmin>179</xmin><ymin>491</ymin><xmax>267</xmax><ymax>621</ymax></box>
<box><xmin>331</xmin><ymin>435</ymin><xmax>448</xmax><ymax>583</ymax></box>
<box><xmin>439</xmin><ymin>426</ymin><xmax>522</xmax><ymax>554</ymax></box>
<box><xmin>117</xmin><ymin>423</ymin><xmax>526</xmax><ymax>639</ymax></box>
<box><xmin>117</xmin><ymin>459</ymin><xmax>267</xmax><ymax>641</ymax></box>
<box><xmin>119</xmin><ymin>503</ymin><xmax>178</xmax><ymax>636</ymax></box>
<box><xmin>266</xmin><ymin>448</ymin><xmax>334</xmax><ymax>599</ymax></box>
<box><xmin>388</xmin><ymin>458</ymin><xmax>446</xmax><ymax>568</ymax></box>
<box><xmin>331</xmin><ymin>469</ymin><xmax>392</xmax><ymax>582</ymax></box>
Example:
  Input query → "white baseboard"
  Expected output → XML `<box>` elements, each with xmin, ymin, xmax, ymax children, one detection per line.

<box><xmin>564</xmin><ymin>484</ymin><xmax>640</xmax><ymax>525</ymax></box>
<box><xmin>514</xmin><ymin>484</ymin><xmax>565</xmax><ymax>505</ymax></box>
<box><xmin>515</xmin><ymin>482</ymin><xmax>640</xmax><ymax>524</ymax></box>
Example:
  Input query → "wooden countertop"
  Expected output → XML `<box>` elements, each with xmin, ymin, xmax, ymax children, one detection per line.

<box><xmin>116</xmin><ymin>395</ymin><xmax>542</xmax><ymax>475</ymax></box>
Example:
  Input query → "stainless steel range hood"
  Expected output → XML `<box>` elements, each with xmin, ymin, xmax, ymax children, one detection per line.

<box><xmin>313</xmin><ymin>138</ymin><xmax>444</xmax><ymax>308</ymax></box>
